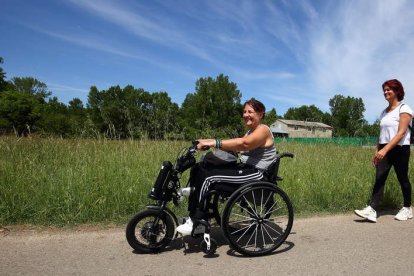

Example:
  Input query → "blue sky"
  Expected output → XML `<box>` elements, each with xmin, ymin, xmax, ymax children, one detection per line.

<box><xmin>1</xmin><ymin>0</ymin><xmax>414</xmax><ymax>123</ymax></box>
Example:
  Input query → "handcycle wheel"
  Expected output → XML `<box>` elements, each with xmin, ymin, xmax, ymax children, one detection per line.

<box><xmin>221</xmin><ymin>181</ymin><xmax>293</xmax><ymax>257</ymax></box>
<box><xmin>126</xmin><ymin>208</ymin><xmax>175</xmax><ymax>253</ymax></box>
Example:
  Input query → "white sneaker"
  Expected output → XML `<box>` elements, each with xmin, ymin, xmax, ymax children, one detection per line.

<box><xmin>354</xmin><ymin>206</ymin><xmax>377</xmax><ymax>222</ymax></box>
<box><xmin>394</xmin><ymin>207</ymin><xmax>413</xmax><ymax>221</ymax></box>
<box><xmin>176</xmin><ymin>218</ymin><xmax>193</xmax><ymax>236</ymax></box>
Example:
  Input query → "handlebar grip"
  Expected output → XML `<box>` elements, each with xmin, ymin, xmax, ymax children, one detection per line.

<box><xmin>192</xmin><ymin>140</ymin><xmax>210</xmax><ymax>151</ymax></box>
<box><xmin>192</xmin><ymin>140</ymin><xmax>199</xmax><ymax>147</ymax></box>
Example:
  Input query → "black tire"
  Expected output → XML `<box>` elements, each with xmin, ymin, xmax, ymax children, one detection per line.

<box><xmin>126</xmin><ymin>208</ymin><xmax>175</xmax><ymax>253</ymax></box>
<box><xmin>221</xmin><ymin>182</ymin><xmax>294</xmax><ymax>257</ymax></box>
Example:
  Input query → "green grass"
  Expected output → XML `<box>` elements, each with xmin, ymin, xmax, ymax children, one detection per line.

<box><xmin>0</xmin><ymin>137</ymin><xmax>412</xmax><ymax>226</ymax></box>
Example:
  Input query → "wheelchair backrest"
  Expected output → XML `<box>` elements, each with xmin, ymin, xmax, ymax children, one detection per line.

<box><xmin>264</xmin><ymin>157</ymin><xmax>281</xmax><ymax>183</ymax></box>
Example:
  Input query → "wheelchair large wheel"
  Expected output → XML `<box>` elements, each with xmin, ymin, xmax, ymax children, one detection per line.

<box><xmin>126</xmin><ymin>208</ymin><xmax>175</xmax><ymax>253</ymax></box>
<box><xmin>221</xmin><ymin>182</ymin><xmax>293</xmax><ymax>257</ymax></box>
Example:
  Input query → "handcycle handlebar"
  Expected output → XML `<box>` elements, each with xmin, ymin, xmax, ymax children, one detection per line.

<box><xmin>192</xmin><ymin>140</ymin><xmax>210</xmax><ymax>151</ymax></box>
<box><xmin>277</xmin><ymin>152</ymin><xmax>295</xmax><ymax>159</ymax></box>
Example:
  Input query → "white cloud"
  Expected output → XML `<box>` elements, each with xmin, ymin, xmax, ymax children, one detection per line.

<box><xmin>306</xmin><ymin>0</ymin><xmax>414</xmax><ymax>122</ymax></box>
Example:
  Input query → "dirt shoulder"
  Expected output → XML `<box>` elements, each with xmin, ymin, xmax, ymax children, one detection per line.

<box><xmin>2</xmin><ymin>213</ymin><xmax>414</xmax><ymax>276</ymax></box>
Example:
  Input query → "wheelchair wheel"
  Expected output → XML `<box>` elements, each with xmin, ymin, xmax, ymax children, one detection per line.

<box><xmin>221</xmin><ymin>182</ymin><xmax>293</xmax><ymax>257</ymax></box>
<box><xmin>126</xmin><ymin>208</ymin><xmax>175</xmax><ymax>253</ymax></box>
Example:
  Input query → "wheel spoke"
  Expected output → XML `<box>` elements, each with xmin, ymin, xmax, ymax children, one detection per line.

<box><xmin>262</xmin><ymin>220</ymin><xmax>284</xmax><ymax>236</ymax></box>
<box><xmin>262</xmin><ymin>222</ymin><xmax>275</xmax><ymax>243</ymax></box>
<box><xmin>241</xmin><ymin>224</ymin><xmax>257</xmax><ymax>248</ymax></box>
<box><xmin>234</xmin><ymin>200</ymin><xmax>256</xmax><ymax>218</ymax></box>
<box><xmin>234</xmin><ymin>222</ymin><xmax>256</xmax><ymax>242</ymax></box>
<box><xmin>242</xmin><ymin>194</ymin><xmax>258</xmax><ymax>218</ymax></box>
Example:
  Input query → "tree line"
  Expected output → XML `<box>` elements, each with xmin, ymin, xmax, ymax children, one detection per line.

<box><xmin>0</xmin><ymin>57</ymin><xmax>379</xmax><ymax>139</ymax></box>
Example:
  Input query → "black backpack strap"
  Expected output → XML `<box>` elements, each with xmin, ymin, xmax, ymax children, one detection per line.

<box><xmin>399</xmin><ymin>103</ymin><xmax>412</xmax><ymax>131</ymax></box>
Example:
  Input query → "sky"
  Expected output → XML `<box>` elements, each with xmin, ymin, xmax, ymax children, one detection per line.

<box><xmin>1</xmin><ymin>0</ymin><xmax>414</xmax><ymax>123</ymax></box>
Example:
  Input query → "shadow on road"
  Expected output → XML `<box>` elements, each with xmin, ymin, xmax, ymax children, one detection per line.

<box><xmin>130</xmin><ymin>225</ymin><xmax>295</xmax><ymax>258</ymax></box>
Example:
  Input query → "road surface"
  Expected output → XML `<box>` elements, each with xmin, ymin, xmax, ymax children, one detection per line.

<box><xmin>1</xmin><ymin>212</ymin><xmax>413</xmax><ymax>275</ymax></box>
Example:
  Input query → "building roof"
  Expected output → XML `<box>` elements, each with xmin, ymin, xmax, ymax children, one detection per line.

<box><xmin>275</xmin><ymin>119</ymin><xmax>333</xmax><ymax>129</ymax></box>
<box><xmin>269</xmin><ymin>127</ymin><xmax>289</xmax><ymax>134</ymax></box>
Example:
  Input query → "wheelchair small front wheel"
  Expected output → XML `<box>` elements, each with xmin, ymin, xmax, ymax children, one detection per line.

<box><xmin>126</xmin><ymin>208</ymin><xmax>175</xmax><ymax>253</ymax></box>
<box><xmin>221</xmin><ymin>182</ymin><xmax>293</xmax><ymax>257</ymax></box>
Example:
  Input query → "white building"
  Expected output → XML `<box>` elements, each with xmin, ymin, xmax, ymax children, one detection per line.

<box><xmin>270</xmin><ymin>119</ymin><xmax>333</xmax><ymax>138</ymax></box>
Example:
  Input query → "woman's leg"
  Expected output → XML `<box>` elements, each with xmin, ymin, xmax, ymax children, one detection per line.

<box><xmin>369</xmin><ymin>154</ymin><xmax>392</xmax><ymax>210</ymax></box>
<box><xmin>194</xmin><ymin>163</ymin><xmax>263</xmax><ymax>219</ymax></box>
<box><xmin>392</xmin><ymin>146</ymin><xmax>412</xmax><ymax>207</ymax></box>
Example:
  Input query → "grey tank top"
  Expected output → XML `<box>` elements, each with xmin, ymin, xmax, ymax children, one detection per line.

<box><xmin>239</xmin><ymin>125</ymin><xmax>277</xmax><ymax>170</ymax></box>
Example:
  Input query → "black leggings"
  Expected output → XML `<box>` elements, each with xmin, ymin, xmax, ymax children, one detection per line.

<box><xmin>188</xmin><ymin>162</ymin><xmax>264</xmax><ymax>219</ymax></box>
<box><xmin>370</xmin><ymin>144</ymin><xmax>412</xmax><ymax>209</ymax></box>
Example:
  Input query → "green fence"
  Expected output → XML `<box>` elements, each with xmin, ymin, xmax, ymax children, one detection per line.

<box><xmin>275</xmin><ymin>136</ymin><xmax>378</xmax><ymax>146</ymax></box>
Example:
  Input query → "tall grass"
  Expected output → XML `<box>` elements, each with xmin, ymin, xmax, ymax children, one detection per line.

<box><xmin>277</xmin><ymin>142</ymin><xmax>412</xmax><ymax>215</ymax></box>
<box><xmin>0</xmin><ymin>137</ymin><xmax>188</xmax><ymax>226</ymax></box>
<box><xmin>0</xmin><ymin>137</ymin><xmax>412</xmax><ymax>226</ymax></box>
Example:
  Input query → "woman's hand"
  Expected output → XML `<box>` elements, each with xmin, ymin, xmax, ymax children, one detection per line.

<box><xmin>196</xmin><ymin>139</ymin><xmax>216</xmax><ymax>150</ymax></box>
<box><xmin>372</xmin><ymin>148</ymin><xmax>387</xmax><ymax>166</ymax></box>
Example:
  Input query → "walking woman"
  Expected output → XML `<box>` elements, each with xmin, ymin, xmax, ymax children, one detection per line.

<box><xmin>355</xmin><ymin>79</ymin><xmax>413</xmax><ymax>222</ymax></box>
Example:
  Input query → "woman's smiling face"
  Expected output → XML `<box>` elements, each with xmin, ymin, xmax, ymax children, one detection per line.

<box><xmin>383</xmin><ymin>85</ymin><xmax>396</xmax><ymax>102</ymax></box>
<box><xmin>243</xmin><ymin>103</ymin><xmax>263</xmax><ymax>129</ymax></box>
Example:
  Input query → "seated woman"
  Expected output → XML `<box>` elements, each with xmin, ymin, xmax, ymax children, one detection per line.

<box><xmin>177</xmin><ymin>98</ymin><xmax>277</xmax><ymax>235</ymax></box>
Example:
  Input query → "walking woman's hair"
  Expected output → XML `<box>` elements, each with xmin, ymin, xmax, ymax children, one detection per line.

<box><xmin>382</xmin><ymin>79</ymin><xmax>405</xmax><ymax>101</ymax></box>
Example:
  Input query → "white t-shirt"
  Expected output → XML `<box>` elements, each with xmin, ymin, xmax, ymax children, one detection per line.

<box><xmin>379</xmin><ymin>103</ymin><xmax>413</xmax><ymax>145</ymax></box>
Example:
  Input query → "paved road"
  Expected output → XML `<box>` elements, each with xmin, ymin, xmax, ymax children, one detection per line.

<box><xmin>1</xmin><ymin>212</ymin><xmax>414</xmax><ymax>276</ymax></box>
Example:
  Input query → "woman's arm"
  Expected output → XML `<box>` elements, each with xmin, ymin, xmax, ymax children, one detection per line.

<box><xmin>197</xmin><ymin>125</ymin><xmax>271</xmax><ymax>152</ymax></box>
<box><xmin>373</xmin><ymin>112</ymin><xmax>411</xmax><ymax>164</ymax></box>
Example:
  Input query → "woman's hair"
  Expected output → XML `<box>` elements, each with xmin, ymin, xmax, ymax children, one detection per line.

<box><xmin>382</xmin><ymin>79</ymin><xmax>405</xmax><ymax>101</ymax></box>
<box><xmin>244</xmin><ymin>98</ymin><xmax>266</xmax><ymax>118</ymax></box>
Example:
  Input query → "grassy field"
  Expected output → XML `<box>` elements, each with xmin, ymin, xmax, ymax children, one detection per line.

<box><xmin>1</xmin><ymin>137</ymin><xmax>412</xmax><ymax>226</ymax></box>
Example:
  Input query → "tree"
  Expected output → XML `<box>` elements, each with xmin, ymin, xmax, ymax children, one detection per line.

<box><xmin>68</xmin><ymin>98</ymin><xmax>87</xmax><ymax>135</ymax></box>
<box><xmin>37</xmin><ymin>97</ymin><xmax>71</xmax><ymax>136</ymax></box>
<box><xmin>329</xmin><ymin>95</ymin><xmax>366</xmax><ymax>137</ymax></box>
<box><xmin>146</xmin><ymin>91</ymin><xmax>180</xmax><ymax>139</ymax></box>
<box><xmin>262</xmin><ymin>108</ymin><xmax>278</xmax><ymax>126</ymax></box>
<box><xmin>0</xmin><ymin>57</ymin><xmax>7</xmax><ymax>92</ymax></box>
<box><xmin>283</xmin><ymin>105</ymin><xmax>330</xmax><ymax>124</ymax></box>
<box><xmin>0</xmin><ymin>76</ymin><xmax>51</xmax><ymax>136</ymax></box>
<box><xmin>10</xmin><ymin>77</ymin><xmax>51</xmax><ymax>101</ymax></box>
<box><xmin>0</xmin><ymin>90</ymin><xmax>42</xmax><ymax>136</ymax></box>
<box><xmin>86</xmin><ymin>85</ymin><xmax>180</xmax><ymax>139</ymax></box>
<box><xmin>180</xmin><ymin>74</ymin><xmax>243</xmax><ymax>138</ymax></box>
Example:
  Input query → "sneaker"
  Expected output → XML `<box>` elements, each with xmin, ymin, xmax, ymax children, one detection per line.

<box><xmin>354</xmin><ymin>206</ymin><xmax>377</xmax><ymax>222</ymax></box>
<box><xmin>394</xmin><ymin>207</ymin><xmax>413</xmax><ymax>221</ymax></box>
<box><xmin>176</xmin><ymin>218</ymin><xmax>193</xmax><ymax>236</ymax></box>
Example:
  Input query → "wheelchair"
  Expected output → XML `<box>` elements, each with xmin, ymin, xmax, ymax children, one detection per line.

<box><xmin>126</xmin><ymin>141</ymin><xmax>294</xmax><ymax>257</ymax></box>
